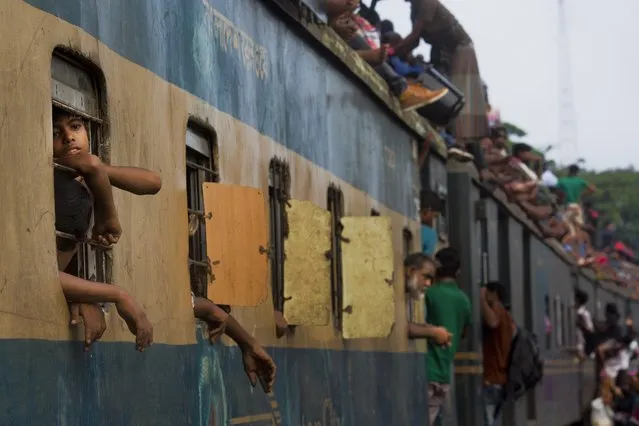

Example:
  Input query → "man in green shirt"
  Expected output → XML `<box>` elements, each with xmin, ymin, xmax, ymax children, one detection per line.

<box><xmin>425</xmin><ymin>247</ymin><xmax>471</xmax><ymax>425</ymax></box>
<box><xmin>557</xmin><ymin>164</ymin><xmax>596</xmax><ymax>227</ymax></box>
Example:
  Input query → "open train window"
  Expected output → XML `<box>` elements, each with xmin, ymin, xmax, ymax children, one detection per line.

<box><xmin>268</xmin><ymin>158</ymin><xmax>290</xmax><ymax>312</ymax></box>
<box><xmin>327</xmin><ymin>184</ymin><xmax>345</xmax><ymax>330</ymax></box>
<box><xmin>186</xmin><ymin>122</ymin><xmax>219</xmax><ymax>297</ymax></box>
<box><xmin>402</xmin><ymin>228</ymin><xmax>414</xmax><ymax>259</ymax></box>
<box><xmin>51</xmin><ymin>51</ymin><xmax>108</xmax><ymax>283</ymax></box>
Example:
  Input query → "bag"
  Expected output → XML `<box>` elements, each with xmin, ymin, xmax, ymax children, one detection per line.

<box><xmin>506</xmin><ymin>327</ymin><xmax>544</xmax><ymax>400</ymax></box>
<box><xmin>414</xmin><ymin>64</ymin><xmax>465</xmax><ymax>127</ymax></box>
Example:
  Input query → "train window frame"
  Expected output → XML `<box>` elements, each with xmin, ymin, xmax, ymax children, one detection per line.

<box><xmin>51</xmin><ymin>50</ymin><xmax>109</xmax><ymax>284</ymax></box>
<box><xmin>327</xmin><ymin>184</ymin><xmax>345</xmax><ymax>331</ymax></box>
<box><xmin>402</xmin><ymin>228</ymin><xmax>414</xmax><ymax>259</ymax></box>
<box><xmin>268</xmin><ymin>157</ymin><xmax>291</xmax><ymax>313</ymax></box>
<box><xmin>186</xmin><ymin>121</ymin><xmax>219</xmax><ymax>297</ymax></box>
<box><xmin>555</xmin><ymin>296</ymin><xmax>563</xmax><ymax>347</ymax></box>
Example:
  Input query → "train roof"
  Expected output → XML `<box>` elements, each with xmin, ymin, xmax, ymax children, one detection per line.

<box><xmin>265</xmin><ymin>0</ymin><xmax>635</xmax><ymax>300</ymax></box>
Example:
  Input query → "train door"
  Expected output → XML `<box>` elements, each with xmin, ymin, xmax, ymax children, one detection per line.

<box><xmin>447</xmin><ymin>169</ymin><xmax>483</xmax><ymax>426</ymax></box>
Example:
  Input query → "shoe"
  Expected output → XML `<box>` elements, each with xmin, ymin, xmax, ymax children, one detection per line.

<box><xmin>399</xmin><ymin>84</ymin><xmax>448</xmax><ymax>111</ymax></box>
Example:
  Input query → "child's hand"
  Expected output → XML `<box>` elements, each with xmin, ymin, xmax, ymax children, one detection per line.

<box><xmin>69</xmin><ymin>303</ymin><xmax>107</xmax><ymax>351</ymax></box>
<box><xmin>91</xmin><ymin>213</ymin><xmax>122</xmax><ymax>247</ymax></box>
<box><xmin>115</xmin><ymin>294</ymin><xmax>153</xmax><ymax>351</ymax></box>
<box><xmin>55</xmin><ymin>152</ymin><xmax>103</xmax><ymax>177</ymax></box>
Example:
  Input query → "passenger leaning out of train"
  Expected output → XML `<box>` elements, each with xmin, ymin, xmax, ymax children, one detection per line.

<box><xmin>404</xmin><ymin>253</ymin><xmax>451</xmax><ymax>346</ymax></box>
<box><xmin>53</xmin><ymin>107</ymin><xmax>159</xmax><ymax>351</ymax></box>
<box><xmin>574</xmin><ymin>289</ymin><xmax>596</xmax><ymax>362</ymax></box>
<box><xmin>480</xmin><ymin>281</ymin><xmax>515</xmax><ymax>426</ymax></box>
<box><xmin>426</xmin><ymin>248</ymin><xmax>471</xmax><ymax>425</ymax></box>
<box><xmin>595</xmin><ymin>304</ymin><xmax>635</xmax><ymax>384</ymax></box>
<box><xmin>192</xmin><ymin>295</ymin><xmax>277</xmax><ymax>393</ymax></box>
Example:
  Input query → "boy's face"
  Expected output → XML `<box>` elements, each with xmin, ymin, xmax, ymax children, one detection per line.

<box><xmin>52</xmin><ymin>114</ymin><xmax>90</xmax><ymax>158</ymax></box>
<box><xmin>420</xmin><ymin>208</ymin><xmax>439</xmax><ymax>225</ymax></box>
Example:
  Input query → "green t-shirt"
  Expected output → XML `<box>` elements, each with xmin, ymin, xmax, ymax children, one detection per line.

<box><xmin>557</xmin><ymin>176</ymin><xmax>588</xmax><ymax>204</ymax></box>
<box><xmin>425</xmin><ymin>280</ymin><xmax>471</xmax><ymax>384</ymax></box>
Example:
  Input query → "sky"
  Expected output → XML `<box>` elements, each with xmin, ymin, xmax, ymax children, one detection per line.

<box><xmin>372</xmin><ymin>0</ymin><xmax>639</xmax><ymax>171</ymax></box>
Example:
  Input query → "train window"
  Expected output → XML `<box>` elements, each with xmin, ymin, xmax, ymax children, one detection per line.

<box><xmin>340</xmin><ymin>215</ymin><xmax>394</xmax><ymax>339</ymax></box>
<box><xmin>186</xmin><ymin>122</ymin><xmax>219</xmax><ymax>297</ymax></box>
<box><xmin>402</xmin><ymin>228</ymin><xmax>414</xmax><ymax>259</ymax></box>
<box><xmin>555</xmin><ymin>296</ymin><xmax>563</xmax><ymax>347</ymax></box>
<box><xmin>201</xmin><ymin>182</ymin><xmax>268</xmax><ymax>306</ymax></box>
<box><xmin>268</xmin><ymin>158</ymin><xmax>290</xmax><ymax>313</ymax></box>
<box><xmin>544</xmin><ymin>295</ymin><xmax>551</xmax><ymax>350</ymax></box>
<box><xmin>327</xmin><ymin>184</ymin><xmax>345</xmax><ymax>330</ymax></box>
<box><xmin>281</xmin><ymin>199</ymin><xmax>332</xmax><ymax>326</ymax></box>
<box><xmin>51</xmin><ymin>51</ymin><xmax>108</xmax><ymax>283</ymax></box>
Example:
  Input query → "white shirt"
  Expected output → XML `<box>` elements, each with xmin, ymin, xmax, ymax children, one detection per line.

<box><xmin>576</xmin><ymin>306</ymin><xmax>594</xmax><ymax>350</ymax></box>
<box><xmin>591</xmin><ymin>397</ymin><xmax>614</xmax><ymax>426</ymax></box>
<box><xmin>604</xmin><ymin>346</ymin><xmax>630</xmax><ymax>380</ymax></box>
<box><xmin>541</xmin><ymin>170</ymin><xmax>559</xmax><ymax>188</ymax></box>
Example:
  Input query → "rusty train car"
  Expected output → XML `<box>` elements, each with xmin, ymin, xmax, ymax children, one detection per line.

<box><xmin>0</xmin><ymin>0</ymin><xmax>637</xmax><ymax>425</ymax></box>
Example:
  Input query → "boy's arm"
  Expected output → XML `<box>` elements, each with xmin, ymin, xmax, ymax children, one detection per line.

<box><xmin>105</xmin><ymin>165</ymin><xmax>162</xmax><ymax>195</ymax></box>
<box><xmin>60</xmin><ymin>270</ymin><xmax>126</xmax><ymax>303</ymax></box>
<box><xmin>56</xmin><ymin>153</ymin><xmax>120</xmax><ymax>245</ymax></box>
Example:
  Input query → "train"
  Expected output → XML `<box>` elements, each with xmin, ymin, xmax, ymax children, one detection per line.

<box><xmin>1</xmin><ymin>0</ymin><xmax>636</xmax><ymax>425</ymax></box>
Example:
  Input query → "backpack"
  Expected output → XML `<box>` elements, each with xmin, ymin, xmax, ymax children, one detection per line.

<box><xmin>504</xmin><ymin>327</ymin><xmax>544</xmax><ymax>400</ymax></box>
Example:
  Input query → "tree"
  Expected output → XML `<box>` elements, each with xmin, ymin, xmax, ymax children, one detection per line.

<box><xmin>501</xmin><ymin>121</ymin><xmax>527</xmax><ymax>138</ymax></box>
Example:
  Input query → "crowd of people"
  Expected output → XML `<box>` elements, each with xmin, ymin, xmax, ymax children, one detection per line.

<box><xmin>321</xmin><ymin>0</ymin><xmax>639</xmax><ymax>424</ymax></box>
<box><xmin>323</xmin><ymin>0</ymin><xmax>639</xmax><ymax>295</ymax></box>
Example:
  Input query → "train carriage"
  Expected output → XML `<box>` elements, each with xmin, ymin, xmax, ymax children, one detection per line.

<box><xmin>1</xmin><ymin>0</ymin><xmax>637</xmax><ymax>425</ymax></box>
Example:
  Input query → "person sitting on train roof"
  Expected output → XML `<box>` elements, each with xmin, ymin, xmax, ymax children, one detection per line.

<box><xmin>480</xmin><ymin>281</ymin><xmax>515</xmax><ymax>426</ymax></box>
<box><xmin>426</xmin><ymin>247</ymin><xmax>471</xmax><ymax>425</ymax></box>
<box><xmin>326</xmin><ymin>0</ymin><xmax>448</xmax><ymax>111</ymax></box>
<box><xmin>191</xmin><ymin>294</ymin><xmax>277</xmax><ymax>393</ymax></box>
<box><xmin>404</xmin><ymin>253</ymin><xmax>452</xmax><ymax>345</ymax></box>
<box><xmin>53</xmin><ymin>107</ymin><xmax>158</xmax><ymax>351</ymax></box>
<box><xmin>388</xmin><ymin>0</ymin><xmax>493</xmax><ymax>181</ymax></box>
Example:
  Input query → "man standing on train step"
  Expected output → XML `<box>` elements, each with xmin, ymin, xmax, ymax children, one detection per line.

<box><xmin>425</xmin><ymin>247</ymin><xmax>471</xmax><ymax>425</ymax></box>
<box><xmin>480</xmin><ymin>281</ymin><xmax>515</xmax><ymax>426</ymax></box>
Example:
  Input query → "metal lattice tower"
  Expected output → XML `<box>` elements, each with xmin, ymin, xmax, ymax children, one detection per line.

<box><xmin>557</xmin><ymin>0</ymin><xmax>578</xmax><ymax>164</ymax></box>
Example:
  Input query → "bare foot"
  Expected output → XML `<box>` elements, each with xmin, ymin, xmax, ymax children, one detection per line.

<box><xmin>115</xmin><ymin>295</ymin><xmax>153</xmax><ymax>351</ymax></box>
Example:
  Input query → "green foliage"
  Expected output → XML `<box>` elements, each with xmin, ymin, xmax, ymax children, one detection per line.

<box><xmin>501</xmin><ymin>121</ymin><xmax>527</xmax><ymax>138</ymax></box>
<box><xmin>580</xmin><ymin>167</ymin><xmax>639</xmax><ymax>246</ymax></box>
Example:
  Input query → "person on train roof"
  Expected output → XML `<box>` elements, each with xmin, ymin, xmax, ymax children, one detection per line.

<box><xmin>557</xmin><ymin>164</ymin><xmax>597</xmax><ymax>228</ymax></box>
<box><xmin>426</xmin><ymin>247</ymin><xmax>471</xmax><ymax>425</ymax></box>
<box><xmin>388</xmin><ymin>0</ymin><xmax>492</xmax><ymax>180</ymax></box>
<box><xmin>480</xmin><ymin>281</ymin><xmax>515</xmax><ymax>426</ymax></box>
<box><xmin>404</xmin><ymin>253</ymin><xmax>452</xmax><ymax>346</ymax></box>
<box><xmin>326</xmin><ymin>0</ymin><xmax>449</xmax><ymax>111</ymax></box>
<box><xmin>53</xmin><ymin>107</ymin><xmax>159</xmax><ymax>351</ymax></box>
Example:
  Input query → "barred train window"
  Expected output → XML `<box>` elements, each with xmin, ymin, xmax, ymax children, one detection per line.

<box><xmin>268</xmin><ymin>158</ymin><xmax>290</xmax><ymax>312</ymax></box>
<box><xmin>327</xmin><ymin>184</ymin><xmax>345</xmax><ymax>330</ymax></box>
<box><xmin>51</xmin><ymin>51</ymin><xmax>108</xmax><ymax>282</ymax></box>
<box><xmin>186</xmin><ymin>123</ymin><xmax>219</xmax><ymax>297</ymax></box>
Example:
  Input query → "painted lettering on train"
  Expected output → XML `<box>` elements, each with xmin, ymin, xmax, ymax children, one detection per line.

<box><xmin>201</xmin><ymin>0</ymin><xmax>269</xmax><ymax>80</ymax></box>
